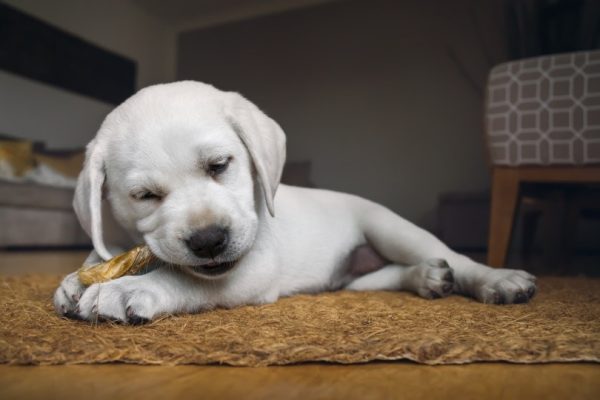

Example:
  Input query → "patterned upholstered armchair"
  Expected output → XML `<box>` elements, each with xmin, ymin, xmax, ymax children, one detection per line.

<box><xmin>485</xmin><ymin>50</ymin><xmax>600</xmax><ymax>267</ymax></box>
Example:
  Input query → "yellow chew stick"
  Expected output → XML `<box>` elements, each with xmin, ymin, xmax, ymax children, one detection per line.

<box><xmin>77</xmin><ymin>245</ymin><xmax>156</xmax><ymax>286</ymax></box>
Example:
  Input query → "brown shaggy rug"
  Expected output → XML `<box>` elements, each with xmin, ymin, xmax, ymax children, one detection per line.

<box><xmin>0</xmin><ymin>275</ymin><xmax>599</xmax><ymax>366</ymax></box>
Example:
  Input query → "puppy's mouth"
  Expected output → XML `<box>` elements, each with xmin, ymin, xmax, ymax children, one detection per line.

<box><xmin>185</xmin><ymin>260</ymin><xmax>238</xmax><ymax>277</ymax></box>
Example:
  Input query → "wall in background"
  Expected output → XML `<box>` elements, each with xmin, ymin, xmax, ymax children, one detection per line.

<box><xmin>178</xmin><ymin>0</ymin><xmax>508</xmax><ymax>229</ymax></box>
<box><xmin>3</xmin><ymin>0</ymin><xmax>176</xmax><ymax>88</ymax></box>
<box><xmin>0</xmin><ymin>0</ymin><xmax>176</xmax><ymax>149</ymax></box>
<box><xmin>0</xmin><ymin>72</ymin><xmax>113</xmax><ymax>149</ymax></box>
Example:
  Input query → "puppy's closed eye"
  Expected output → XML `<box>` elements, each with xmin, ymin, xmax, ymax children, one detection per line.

<box><xmin>130</xmin><ymin>189</ymin><xmax>164</xmax><ymax>201</ymax></box>
<box><xmin>207</xmin><ymin>157</ymin><xmax>232</xmax><ymax>177</ymax></box>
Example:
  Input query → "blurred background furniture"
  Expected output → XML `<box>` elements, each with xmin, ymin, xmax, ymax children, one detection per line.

<box><xmin>485</xmin><ymin>50</ymin><xmax>600</xmax><ymax>268</ymax></box>
<box><xmin>0</xmin><ymin>135</ymin><xmax>90</xmax><ymax>249</ymax></box>
<box><xmin>0</xmin><ymin>180</ymin><xmax>90</xmax><ymax>248</ymax></box>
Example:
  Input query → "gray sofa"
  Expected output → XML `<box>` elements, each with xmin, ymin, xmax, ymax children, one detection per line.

<box><xmin>0</xmin><ymin>181</ymin><xmax>90</xmax><ymax>248</ymax></box>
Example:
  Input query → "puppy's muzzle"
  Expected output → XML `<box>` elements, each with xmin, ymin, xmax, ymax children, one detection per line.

<box><xmin>185</xmin><ymin>225</ymin><xmax>229</xmax><ymax>259</ymax></box>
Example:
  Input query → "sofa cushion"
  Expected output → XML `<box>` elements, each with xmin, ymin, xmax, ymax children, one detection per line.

<box><xmin>486</xmin><ymin>50</ymin><xmax>600</xmax><ymax>166</ymax></box>
<box><xmin>0</xmin><ymin>181</ymin><xmax>74</xmax><ymax>210</ymax></box>
<box><xmin>0</xmin><ymin>206</ymin><xmax>90</xmax><ymax>247</ymax></box>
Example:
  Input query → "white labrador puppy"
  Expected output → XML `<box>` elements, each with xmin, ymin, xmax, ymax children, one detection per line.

<box><xmin>54</xmin><ymin>81</ymin><xmax>536</xmax><ymax>324</ymax></box>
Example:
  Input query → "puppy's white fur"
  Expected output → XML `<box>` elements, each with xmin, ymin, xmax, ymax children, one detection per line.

<box><xmin>54</xmin><ymin>81</ymin><xmax>536</xmax><ymax>323</ymax></box>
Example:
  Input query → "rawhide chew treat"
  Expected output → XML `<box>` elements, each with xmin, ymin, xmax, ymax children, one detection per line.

<box><xmin>78</xmin><ymin>245</ymin><xmax>156</xmax><ymax>286</ymax></box>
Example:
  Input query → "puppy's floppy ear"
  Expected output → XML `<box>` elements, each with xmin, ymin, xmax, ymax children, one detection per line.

<box><xmin>73</xmin><ymin>138</ymin><xmax>113</xmax><ymax>260</ymax></box>
<box><xmin>225</xmin><ymin>92</ymin><xmax>286</xmax><ymax>217</ymax></box>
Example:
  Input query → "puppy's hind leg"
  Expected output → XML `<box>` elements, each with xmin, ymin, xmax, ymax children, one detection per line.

<box><xmin>345</xmin><ymin>259</ymin><xmax>455</xmax><ymax>299</ymax></box>
<box><xmin>355</xmin><ymin>199</ymin><xmax>536</xmax><ymax>304</ymax></box>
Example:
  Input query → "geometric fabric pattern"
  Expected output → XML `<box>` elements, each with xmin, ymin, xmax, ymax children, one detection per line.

<box><xmin>486</xmin><ymin>50</ymin><xmax>600</xmax><ymax>166</ymax></box>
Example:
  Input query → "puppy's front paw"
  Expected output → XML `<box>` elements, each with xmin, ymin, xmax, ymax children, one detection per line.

<box><xmin>76</xmin><ymin>277</ymin><xmax>158</xmax><ymax>324</ymax></box>
<box><xmin>474</xmin><ymin>268</ymin><xmax>536</xmax><ymax>304</ymax></box>
<box><xmin>414</xmin><ymin>258</ymin><xmax>455</xmax><ymax>299</ymax></box>
<box><xmin>54</xmin><ymin>272</ymin><xmax>86</xmax><ymax>318</ymax></box>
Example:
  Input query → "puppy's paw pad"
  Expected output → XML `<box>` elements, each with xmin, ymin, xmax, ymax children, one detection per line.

<box><xmin>417</xmin><ymin>261</ymin><xmax>455</xmax><ymax>299</ymax></box>
<box><xmin>127</xmin><ymin>315</ymin><xmax>151</xmax><ymax>325</ymax></box>
<box><xmin>428</xmin><ymin>290</ymin><xmax>442</xmax><ymax>299</ymax></box>
<box><xmin>62</xmin><ymin>310</ymin><xmax>84</xmax><ymax>321</ymax></box>
<box><xmin>126</xmin><ymin>306</ymin><xmax>152</xmax><ymax>325</ymax></box>
<box><xmin>441</xmin><ymin>270</ymin><xmax>454</xmax><ymax>283</ymax></box>
<box><xmin>513</xmin><ymin>291</ymin><xmax>529</xmax><ymax>304</ymax></box>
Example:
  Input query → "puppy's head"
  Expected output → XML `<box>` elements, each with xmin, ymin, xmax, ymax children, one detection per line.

<box><xmin>74</xmin><ymin>81</ymin><xmax>286</xmax><ymax>278</ymax></box>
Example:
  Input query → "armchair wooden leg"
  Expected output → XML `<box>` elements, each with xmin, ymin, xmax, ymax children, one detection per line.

<box><xmin>488</xmin><ymin>168</ymin><xmax>520</xmax><ymax>267</ymax></box>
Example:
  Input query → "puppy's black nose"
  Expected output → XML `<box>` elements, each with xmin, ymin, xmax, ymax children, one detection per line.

<box><xmin>186</xmin><ymin>226</ymin><xmax>229</xmax><ymax>258</ymax></box>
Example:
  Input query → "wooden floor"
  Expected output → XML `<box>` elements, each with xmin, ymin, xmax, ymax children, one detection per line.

<box><xmin>1</xmin><ymin>363</ymin><xmax>599</xmax><ymax>400</ymax></box>
<box><xmin>1</xmin><ymin>250</ymin><xmax>599</xmax><ymax>400</ymax></box>
<box><xmin>0</xmin><ymin>250</ymin><xmax>89</xmax><ymax>275</ymax></box>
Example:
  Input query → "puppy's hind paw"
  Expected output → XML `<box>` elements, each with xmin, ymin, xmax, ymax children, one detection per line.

<box><xmin>415</xmin><ymin>258</ymin><xmax>455</xmax><ymax>299</ymax></box>
<box><xmin>474</xmin><ymin>268</ymin><xmax>537</xmax><ymax>305</ymax></box>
